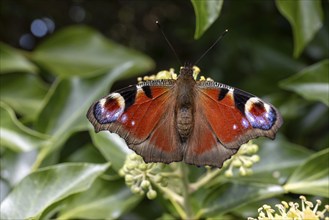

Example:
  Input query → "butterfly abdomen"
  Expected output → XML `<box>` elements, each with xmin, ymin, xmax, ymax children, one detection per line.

<box><xmin>176</xmin><ymin>106</ymin><xmax>194</xmax><ymax>142</ymax></box>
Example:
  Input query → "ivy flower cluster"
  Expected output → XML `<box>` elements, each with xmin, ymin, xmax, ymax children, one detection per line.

<box><xmin>137</xmin><ymin>66</ymin><xmax>213</xmax><ymax>82</ymax></box>
<box><xmin>248</xmin><ymin>196</ymin><xmax>329</xmax><ymax>220</ymax></box>
<box><xmin>223</xmin><ymin>141</ymin><xmax>260</xmax><ymax>177</ymax></box>
<box><xmin>119</xmin><ymin>154</ymin><xmax>168</xmax><ymax>200</ymax></box>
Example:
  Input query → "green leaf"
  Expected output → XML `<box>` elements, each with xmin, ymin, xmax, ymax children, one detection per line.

<box><xmin>1</xmin><ymin>150</ymin><xmax>37</xmax><ymax>188</ymax></box>
<box><xmin>90</xmin><ymin>131</ymin><xmax>132</xmax><ymax>172</ymax></box>
<box><xmin>284</xmin><ymin>148</ymin><xmax>329</xmax><ymax>197</ymax></box>
<box><xmin>202</xmin><ymin>182</ymin><xmax>284</xmax><ymax>217</ymax></box>
<box><xmin>208</xmin><ymin>136</ymin><xmax>312</xmax><ymax>186</ymax></box>
<box><xmin>0</xmin><ymin>73</ymin><xmax>48</xmax><ymax>121</ymax></box>
<box><xmin>0</xmin><ymin>163</ymin><xmax>110</xmax><ymax>220</ymax></box>
<box><xmin>242</xmin><ymin>138</ymin><xmax>311</xmax><ymax>184</ymax></box>
<box><xmin>57</xmin><ymin>178</ymin><xmax>142</xmax><ymax>219</ymax></box>
<box><xmin>280</xmin><ymin>59</ymin><xmax>329</xmax><ymax>106</ymax></box>
<box><xmin>0</xmin><ymin>43</ymin><xmax>38</xmax><ymax>74</ymax></box>
<box><xmin>191</xmin><ymin>0</ymin><xmax>223</xmax><ymax>39</ymax></box>
<box><xmin>31</xmin><ymin>26</ymin><xmax>154</xmax><ymax>78</ymax></box>
<box><xmin>66</xmin><ymin>144</ymin><xmax>107</xmax><ymax>164</ymax></box>
<box><xmin>275</xmin><ymin>0</ymin><xmax>323</xmax><ymax>57</ymax></box>
<box><xmin>0</xmin><ymin>102</ymin><xmax>48</xmax><ymax>152</ymax></box>
<box><xmin>200</xmin><ymin>136</ymin><xmax>312</xmax><ymax>217</ymax></box>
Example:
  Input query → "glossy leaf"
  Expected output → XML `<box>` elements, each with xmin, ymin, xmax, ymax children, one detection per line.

<box><xmin>37</xmin><ymin>65</ymin><xmax>137</xmax><ymax>137</ymax></box>
<box><xmin>191</xmin><ymin>0</ymin><xmax>223</xmax><ymax>39</ymax></box>
<box><xmin>245</xmin><ymin>136</ymin><xmax>311</xmax><ymax>183</ymax></box>
<box><xmin>199</xmin><ymin>136</ymin><xmax>312</xmax><ymax>217</ymax></box>
<box><xmin>280</xmin><ymin>59</ymin><xmax>329</xmax><ymax>106</ymax></box>
<box><xmin>1</xmin><ymin>150</ymin><xmax>37</xmax><ymax>190</ymax></box>
<box><xmin>66</xmin><ymin>144</ymin><xmax>107</xmax><ymax>164</ymax></box>
<box><xmin>0</xmin><ymin>163</ymin><xmax>110</xmax><ymax>220</ymax></box>
<box><xmin>0</xmin><ymin>102</ymin><xmax>48</xmax><ymax>152</ymax></box>
<box><xmin>0</xmin><ymin>73</ymin><xmax>48</xmax><ymax>120</ymax></box>
<box><xmin>202</xmin><ymin>182</ymin><xmax>284</xmax><ymax>217</ymax></box>
<box><xmin>57</xmin><ymin>178</ymin><xmax>142</xmax><ymax>219</ymax></box>
<box><xmin>284</xmin><ymin>148</ymin><xmax>329</xmax><ymax>197</ymax></box>
<box><xmin>31</xmin><ymin>26</ymin><xmax>154</xmax><ymax>78</ymax></box>
<box><xmin>0</xmin><ymin>43</ymin><xmax>38</xmax><ymax>74</ymax></box>
<box><xmin>90</xmin><ymin>131</ymin><xmax>133</xmax><ymax>171</ymax></box>
<box><xmin>276</xmin><ymin>0</ymin><xmax>323</xmax><ymax>57</ymax></box>
<box><xmin>207</xmin><ymin>135</ymin><xmax>311</xmax><ymax>187</ymax></box>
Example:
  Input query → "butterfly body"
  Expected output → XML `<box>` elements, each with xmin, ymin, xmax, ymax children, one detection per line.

<box><xmin>175</xmin><ymin>66</ymin><xmax>196</xmax><ymax>142</ymax></box>
<box><xmin>87</xmin><ymin>65</ymin><xmax>282</xmax><ymax>168</ymax></box>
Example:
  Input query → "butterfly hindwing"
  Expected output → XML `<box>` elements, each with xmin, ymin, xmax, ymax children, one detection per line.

<box><xmin>87</xmin><ymin>80</ymin><xmax>183</xmax><ymax>163</ymax></box>
<box><xmin>184</xmin><ymin>99</ymin><xmax>238</xmax><ymax>167</ymax></box>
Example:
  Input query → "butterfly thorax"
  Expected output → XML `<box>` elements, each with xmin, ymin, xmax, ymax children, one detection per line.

<box><xmin>175</xmin><ymin>66</ymin><xmax>196</xmax><ymax>142</ymax></box>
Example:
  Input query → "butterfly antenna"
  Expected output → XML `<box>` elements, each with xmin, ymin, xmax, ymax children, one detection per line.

<box><xmin>194</xmin><ymin>29</ymin><xmax>229</xmax><ymax>65</ymax></box>
<box><xmin>156</xmin><ymin>21</ymin><xmax>182</xmax><ymax>66</ymax></box>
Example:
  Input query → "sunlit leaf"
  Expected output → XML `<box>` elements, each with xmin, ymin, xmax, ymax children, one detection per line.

<box><xmin>1</xmin><ymin>150</ymin><xmax>37</xmax><ymax>190</ymax></box>
<box><xmin>276</xmin><ymin>0</ymin><xmax>323</xmax><ymax>57</ymax></box>
<box><xmin>284</xmin><ymin>148</ymin><xmax>329</xmax><ymax>197</ymax></box>
<box><xmin>0</xmin><ymin>163</ymin><xmax>110</xmax><ymax>220</ymax></box>
<box><xmin>90</xmin><ymin>131</ymin><xmax>133</xmax><ymax>171</ymax></box>
<box><xmin>0</xmin><ymin>102</ymin><xmax>48</xmax><ymax>152</ymax></box>
<box><xmin>191</xmin><ymin>0</ymin><xmax>223</xmax><ymax>39</ymax></box>
<box><xmin>0</xmin><ymin>73</ymin><xmax>48</xmax><ymax>121</ymax></box>
<box><xmin>31</xmin><ymin>26</ymin><xmax>154</xmax><ymax>78</ymax></box>
<box><xmin>57</xmin><ymin>178</ymin><xmax>142</xmax><ymax>219</ymax></box>
<box><xmin>35</xmin><ymin>63</ymin><xmax>148</xmax><ymax>153</ymax></box>
<box><xmin>0</xmin><ymin>43</ymin><xmax>38</xmax><ymax>74</ymax></box>
<box><xmin>280</xmin><ymin>59</ymin><xmax>329</xmax><ymax>106</ymax></box>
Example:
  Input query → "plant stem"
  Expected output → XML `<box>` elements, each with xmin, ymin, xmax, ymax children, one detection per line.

<box><xmin>180</xmin><ymin>163</ymin><xmax>193</xmax><ymax>219</ymax></box>
<box><xmin>190</xmin><ymin>168</ymin><xmax>222</xmax><ymax>192</ymax></box>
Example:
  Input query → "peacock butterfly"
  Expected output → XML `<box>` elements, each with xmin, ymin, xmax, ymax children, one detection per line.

<box><xmin>87</xmin><ymin>65</ymin><xmax>283</xmax><ymax>168</ymax></box>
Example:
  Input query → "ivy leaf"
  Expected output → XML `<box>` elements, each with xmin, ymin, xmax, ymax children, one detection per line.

<box><xmin>90</xmin><ymin>131</ymin><xmax>132</xmax><ymax>172</ymax></box>
<box><xmin>0</xmin><ymin>102</ymin><xmax>48</xmax><ymax>152</ymax></box>
<box><xmin>284</xmin><ymin>148</ymin><xmax>329</xmax><ymax>197</ymax></box>
<box><xmin>34</xmin><ymin>64</ymin><xmax>144</xmax><ymax>154</ymax></box>
<box><xmin>0</xmin><ymin>163</ymin><xmax>110</xmax><ymax>220</ymax></box>
<box><xmin>202</xmin><ymin>182</ymin><xmax>284</xmax><ymax>217</ymax></box>
<box><xmin>57</xmin><ymin>179</ymin><xmax>142</xmax><ymax>219</ymax></box>
<box><xmin>0</xmin><ymin>43</ymin><xmax>38</xmax><ymax>74</ymax></box>
<box><xmin>0</xmin><ymin>73</ymin><xmax>48</xmax><ymax>121</ymax></box>
<box><xmin>280</xmin><ymin>59</ymin><xmax>329</xmax><ymax>106</ymax></box>
<box><xmin>191</xmin><ymin>0</ymin><xmax>223</xmax><ymax>39</ymax></box>
<box><xmin>31</xmin><ymin>26</ymin><xmax>154</xmax><ymax>78</ymax></box>
<box><xmin>275</xmin><ymin>0</ymin><xmax>323</xmax><ymax>57</ymax></box>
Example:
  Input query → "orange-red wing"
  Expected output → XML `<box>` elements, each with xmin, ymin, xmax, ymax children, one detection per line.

<box><xmin>196</xmin><ymin>81</ymin><xmax>282</xmax><ymax>149</ymax></box>
<box><xmin>87</xmin><ymin>80</ymin><xmax>183</xmax><ymax>163</ymax></box>
<box><xmin>184</xmin><ymin>99</ymin><xmax>238</xmax><ymax>167</ymax></box>
<box><xmin>183</xmin><ymin>81</ymin><xmax>282</xmax><ymax>167</ymax></box>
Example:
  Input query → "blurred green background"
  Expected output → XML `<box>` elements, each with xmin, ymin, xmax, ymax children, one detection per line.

<box><xmin>0</xmin><ymin>0</ymin><xmax>328</xmax><ymax>219</ymax></box>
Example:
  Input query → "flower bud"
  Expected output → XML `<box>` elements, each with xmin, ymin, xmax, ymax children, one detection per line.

<box><xmin>147</xmin><ymin>189</ymin><xmax>157</xmax><ymax>200</ymax></box>
<box><xmin>141</xmin><ymin>180</ymin><xmax>150</xmax><ymax>189</ymax></box>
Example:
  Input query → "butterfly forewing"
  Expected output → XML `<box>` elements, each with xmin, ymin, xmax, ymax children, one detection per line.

<box><xmin>87</xmin><ymin>80</ymin><xmax>184</xmax><ymax>163</ymax></box>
